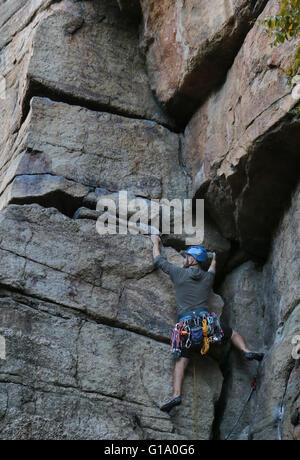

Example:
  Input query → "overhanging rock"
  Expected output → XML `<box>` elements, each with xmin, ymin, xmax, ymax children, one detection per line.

<box><xmin>183</xmin><ymin>0</ymin><xmax>300</xmax><ymax>258</ymax></box>
<box><xmin>139</xmin><ymin>0</ymin><xmax>268</xmax><ymax>126</ymax></box>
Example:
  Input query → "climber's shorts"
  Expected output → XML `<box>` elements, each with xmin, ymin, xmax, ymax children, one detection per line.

<box><xmin>220</xmin><ymin>321</ymin><xmax>233</xmax><ymax>342</ymax></box>
<box><xmin>179</xmin><ymin>320</ymin><xmax>233</xmax><ymax>360</ymax></box>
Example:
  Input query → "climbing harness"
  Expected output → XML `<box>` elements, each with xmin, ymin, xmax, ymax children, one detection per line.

<box><xmin>224</xmin><ymin>376</ymin><xmax>257</xmax><ymax>440</ymax></box>
<box><xmin>170</xmin><ymin>311</ymin><xmax>223</xmax><ymax>439</ymax></box>
<box><xmin>171</xmin><ymin>311</ymin><xmax>224</xmax><ymax>358</ymax></box>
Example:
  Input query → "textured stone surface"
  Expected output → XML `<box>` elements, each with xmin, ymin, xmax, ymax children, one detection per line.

<box><xmin>139</xmin><ymin>0</ymin><xmax>268</xmax><ymax>125</ymax></box>
<box><xmin>0</xmin><ymin>0</ymin><xmax>53</xmax><ymax>50</ymax></box>
<box><xmin>0</xmin><ymin>205</ymin><xmax>223</xmax><ymax>440</ymax></box>
<box><xmin>0</xmin><ymin>204</ymin><xmax>152</xmax><ymax>329</ymax></box>
<box><xmin>252</xmin><ymin>305</ymin><xmax>300</xmax><ymax>440</ymax></box>
<box><xmin>0</xmin><ymin>174</ymin><xmax>90</xmax><ymax>216</ymax></box>
<box><xmin>28</xmin><ymin>0</ymin><xmax>169</xmax><ymax>126</ymax></box>
<box><xmin>0</xmin><ymin>203</ymin><xmax>225</xmax><ymax>341</ymax></box>
<box><xmin>252</xmin><ymin>184</ymin><xmax>300</xmax><ymax>440</ymax></box>
<box><xmin>0</xmin><ymin>292</ymin><xmax>177</xmax><ymax>440</ymax></box>
<box><xmin>0</xmin><ymin>0</ymin><xmax>171</xmax><ymax>170</ymax></box>
<box><xmin>0</xmin><ymin>0</ymin><xmax>49</xmax><ymax>157</ymax></box>
<box><xmin>0</xmin><ymin>0</ymin><xmax>225</xmax><ymax>438</ymax></box>
<box><xmin>183</xmin><ymin>0</ymin><xmax>300</xmax><ymax>257</ymax></box>
<box><xmin>218</xmin><ymin>261</ymin><xmax>264</xmax><ymax>440</ymax></box>
<box><xmin>0</xmin><ymin>97</ymin><xmax>189</xmax><ymax>203</ymax></box>
<box><xmin>218</xmin><ymin>184</ymin><xmax>300</xmax><ymax>440</ymax></box>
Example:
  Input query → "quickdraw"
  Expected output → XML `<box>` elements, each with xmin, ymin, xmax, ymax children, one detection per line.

<box><xmin>171</xmin><ymin>319</ymin><xmax>191</xmax><ymax>357</ymax></box>
<box><xmin>171</xmin><ymin>312</ymin><xmax>224</xmax><ymax>358</ymax></box>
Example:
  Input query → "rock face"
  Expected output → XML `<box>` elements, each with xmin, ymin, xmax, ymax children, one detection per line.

<box><xmin>0</xmin><ymin>0</ymin><xmax>171</xmax><ymax>177</ymax></box>
<box><xmin>0</xmin><ymin>96</ymin><xmax>187</xmax><ymax>203</ymax></box>
<box><xmin>217</xmin><ymin>261</ymin><xmax>265</xmax><ymax>439</ymax></box>
<box><xmin>219</xmin><ymin>183</ymin><xmax>300</xmax><ymax>440</ymax></box>
<box><xmin>183</xmin><ymin>0</ymin><xmax>300</xmax><ymax>258</ymax></box>
<box><xmin>0</xmin><ymin>0</ymin><xmax>224</xmax><ymax>440</ymax></box>
<box><xmin>139</xmin><ymin>0</ymin><xmax>268</xmax><ymax>125</ymax></box>
<box><xmin>0</xmin><ymin>0</ymin><xmax>299</xmax><ymax>441</ymax></box>
<box><xmin>0</xmin><ymin>204</ymin><xmax>223</xmax><ymax>439</ymax></box>
<box><xmin>27</xmin><ymin>1</ymin><xmax>168</xmax><ymax>125</ymax></box>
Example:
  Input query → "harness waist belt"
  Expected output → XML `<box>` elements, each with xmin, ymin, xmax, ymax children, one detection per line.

<box><xmin>178</xmin><ymin>310</ymin><xmax>208</xmax><ymax>322</ymax></box>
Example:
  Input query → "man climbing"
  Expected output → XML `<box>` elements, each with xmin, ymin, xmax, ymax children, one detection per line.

<box><xmin>151</xmin><ymin>235</ymin><xmax>264</xmax><ymax>413</ymax></box>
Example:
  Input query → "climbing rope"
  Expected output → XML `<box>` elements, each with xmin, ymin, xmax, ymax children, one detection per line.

<box><xmin>225</xmin><ymin>376</ymin><xmax>257</xmax><ymax>440</ymax></box>
<box><xmin>193</xmin><ymin>360</ymin><xmax>199</xmax><ymax>440</ymax></box>
<box><xmin>200</xmin><ymin>319</ymin><xmax>210</xmax><ymax>355</ymax></box>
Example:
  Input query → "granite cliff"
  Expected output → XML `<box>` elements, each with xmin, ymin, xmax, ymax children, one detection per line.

<box><xmin>0</xmin><ymin>0</ymin><xmax>299</xmax><ymax>439</ymax></box>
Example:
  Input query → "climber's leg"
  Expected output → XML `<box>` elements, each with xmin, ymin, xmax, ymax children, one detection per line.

<box><xmin>173</xmin><ymin>357</ymin><xmax>189</xmax><ymax>398</ymax></box>
<box><xmin>231</xmin><ymin>330</ymin><xmax>264</xmax><ymax>361</ymax></box>
<box><xmin>231</xmin><ymin>330</ymin><xmax>250</xmax><ymax>352</ymax></box>
<box><xmin>160</xmin><ymin>357</ymin><xmax>189</xmax><ymax>412</ymax></box>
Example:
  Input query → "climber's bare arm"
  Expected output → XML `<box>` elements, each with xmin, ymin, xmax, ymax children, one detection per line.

<box><xmin>208</xmin><ymin>252</ymin><xmax>216</xmax><ymax>273</ymax></box>
<box><xmin>151</xmin><ymin>234</ymin><xmax>161</xmax><ymax>259</ymax></box>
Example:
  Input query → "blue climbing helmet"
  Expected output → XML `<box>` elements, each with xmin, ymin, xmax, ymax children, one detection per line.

<box><xmin>185</xmin><ymin>246</ymin><xmax>207</xmax><ymax>262</ymax></box>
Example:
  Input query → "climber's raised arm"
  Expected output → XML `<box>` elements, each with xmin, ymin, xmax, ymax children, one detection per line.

<box><xmin>151</xmin><ymin>235</ymin><xmax>183</xmax><ymax>281</ymax></box>
<box><xmin>151</xmin><ymin>234</ymin><xmax>161</xmax><ymax>259</ymax></box>
<box><xmin>208</xmin><ymin>252</ymin><xmax>217</xmax><ymax>273</ymax></box>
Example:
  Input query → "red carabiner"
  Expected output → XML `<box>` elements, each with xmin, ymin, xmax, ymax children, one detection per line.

<box><xmin>251</xmin><ymin>377</ymin><xmax>257</xmax><ymax>390</ymax></box>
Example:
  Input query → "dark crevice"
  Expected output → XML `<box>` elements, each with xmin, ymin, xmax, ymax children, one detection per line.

<box><xmin>236</xmin><ymin>116</ymin><xmax>300</xmax><ymax>260</ymax></box>
<box><xmin>21</xmin><ymin>78</ymin><xmax>181</xmax><ymax>134</ymax></box>
<box><xmin>160</xmin><ymin>236</ymin><xmax>187</xmax><ymax>253</ymax></box>
<box><xmin>116</xmin><ymin>0</ymin><xmax>142</xmax><ymax>26</ymax></box>
<box><xmin>7</xmin><ymin>188</ymin><xmax>85</xmax><ymax>219</ymax></box>
<box><xmin>215</xmin><ymin>241</ymin><xmax>251</xmax><ymax>287</ymax></box>
<box><xmin>196</xmin><ymin>110</ymin><xmax>300</xmax><ymax>267</ymax></box>
<box><xmin>211</xmin><ymin>348</ymin><xmax>232</xmax><ymax>440</ymax></box>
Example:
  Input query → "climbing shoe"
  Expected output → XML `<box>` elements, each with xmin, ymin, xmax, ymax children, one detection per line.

<box><xmin>160</xmin><ymin>396</ymin><xmax>182</xmax><ymax>413</ymax></box>
<box><xmin>244</xmin><ymin>351</ymin><xmax>264</xmax><ymax>362</ymax></box>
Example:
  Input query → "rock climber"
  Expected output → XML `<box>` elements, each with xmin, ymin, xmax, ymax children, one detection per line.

<box><xmin>151</xmin><ymin>235</ymin><xmax>264</xmax><ymax>413</ymax></box>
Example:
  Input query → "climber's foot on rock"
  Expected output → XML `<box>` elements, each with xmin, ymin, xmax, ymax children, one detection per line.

<box><xmin>160</xmin><ymin>396</ymin><xmax>182</xmax><ymax>413</ymax></box>
<box><xmin>244</xmin><ymin>351</ymin><xmax>264</xmax><ymax>362</ymax></box>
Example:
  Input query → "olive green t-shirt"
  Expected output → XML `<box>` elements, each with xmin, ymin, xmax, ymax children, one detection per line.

<box><xmin>154</xmin><ymin>255</ymin><xmax>215</xmax><ymax>319</ymax></box>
